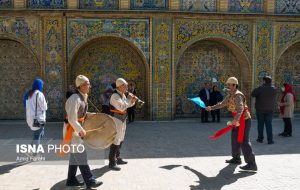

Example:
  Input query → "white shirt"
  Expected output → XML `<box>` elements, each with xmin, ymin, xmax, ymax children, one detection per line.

<box><xmin>110</xmin><ymin>90</ymin><xmax>135</xmax><ymax>145</ymax></box>
<box><xmin>65</xmin><ymin>93</ymin><xmax>86</xmax><ymax>134</ymax></box>
<box><xmin>63</xmin><ymin>92</ymin><xmax>94</xmax><ymax>149</ymax></box>
<box><xmin>26</xmin><ymin>91</ymin><xmax>48</xmax><ymax>131</ymax></box>
<box><xmin>110</xmin><ymin>90</ymin><xmax>135</xmax><ymax>112</ymax></box>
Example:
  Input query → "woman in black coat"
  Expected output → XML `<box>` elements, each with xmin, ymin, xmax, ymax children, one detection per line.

<box><xmin>210</xmin><ymin>85</ymin><xmax>223</xmax><ymax>122</ymax></box>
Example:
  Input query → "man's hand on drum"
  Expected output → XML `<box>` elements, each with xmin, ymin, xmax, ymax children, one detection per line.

<box><xmin>79</xmin><ymin>129</ymin><xmax>87</xmax><ymax>138</ymax></box>
<box><xmin>86</xmin><ymin>112</ymin><xmax>96</xmax><ymax>118</ymax></box>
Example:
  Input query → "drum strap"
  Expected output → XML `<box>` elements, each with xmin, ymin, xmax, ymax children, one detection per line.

<box><xmin>58</xmin><ymin>116</ymin><xmax>85</xmax><ymax>156</ymax></box>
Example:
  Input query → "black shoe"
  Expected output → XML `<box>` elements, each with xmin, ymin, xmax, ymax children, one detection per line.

<box><xmin>268</xmin><ymin>141</ymin><xmax>274</xmax><ymax>144</ymax></box>
<box><xmin>239</xmin><ymin>163</ymin><xmax>257</xmax><ymax>171</ymax></box>
<box><xmin>109</xmin><ymin>164</ymin><xmax>121</xmax><ymax>171</ymax></box>
<box><xmin>86</xmin><ymin>180</ymin><xmax>103</xmax><ymax>189</ymax></box>
<box><xmin>278</xmin><ymin>132</ymin><xmax>285</xmax><ymax>136</ymax></box>
<box><xmin>66</xmin><ymin>179</ymin><xmax>85</xmax><ymax>187</ymax></box>
<box><xmin>117</xmin><ymin>158</ymin><xmax>128</xmax><ymax>165</ymax></box>
<box><xmin>256</xmin><ymin>139</ymin><xmax>263</xmax><ymax>143</ymax></box>
<box><xmin>225</xmin><ymin>157</ymin><xmax>242</xmax><ymax>165</ymax></box>
<box><xmin>282</xmin><ymin>133</ymin><xmax>292</xmax><ymax>137</ymax></box>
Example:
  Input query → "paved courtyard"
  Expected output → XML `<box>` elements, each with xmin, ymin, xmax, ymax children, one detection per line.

<box><xmin>0</xmin><ymin>118</ymin><xmax>299</xmax><ymax>190</ymax></box>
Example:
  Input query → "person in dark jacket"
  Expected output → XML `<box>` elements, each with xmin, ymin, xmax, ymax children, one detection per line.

<box><xmin>127</xmin><ymin>83</ymin><xmax>137</xmax><ymax>123</ymax></box>
<box><xmin>210</xmin><ymin>85</ymin><xmax>223</xmax><ymax>122</ymax></box>
<box><xmin>199</xmin><ymin>82</ymin><xmax>211</xmax><ymax>123</ymax></box>
<box><xmin>100</xmin><ymin>86</ymin><xmax>113</xmax><ymax>115</ymax></box>
<box><xmin>251</xmin><ymin>76</ymin><xmax>277</xmax><ymax>144</ymax></box>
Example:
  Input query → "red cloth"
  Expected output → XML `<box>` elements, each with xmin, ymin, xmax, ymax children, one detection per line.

<box><xmin>280</xmin><ymin>84</ymin><xmax>296</xmax><ymax>115</ymax></box>
<box><xmin>209</xmin><ymin>110</ymin><xmax>246</xmax><ymax>144</ymax></box>
<box><xmin>209</xmin><ymin>125</ymin><xmax>234</xmax><ymax>139</ymax></box>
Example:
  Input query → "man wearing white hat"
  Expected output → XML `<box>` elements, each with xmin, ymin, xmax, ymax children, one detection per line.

<box><xmin>206</xmin><ymin>77</ymin><xmax>257</xmax><ymax>171</ymax></box>
<box><xmin>63</xmin><ymin>75</ymin><xmax>103</xmax><ymax>188</ymax></box>
<box><xmin>108</xmin><ymin>78</ymin><xmax>137</xmax><ymax>170</ymax></box>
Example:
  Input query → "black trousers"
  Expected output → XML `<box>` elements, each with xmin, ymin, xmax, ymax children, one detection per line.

<box><xmin>109</xmin><ymin>142</ymin><xmax>123</xmax><ymax>166</ymax></box>
<box><xmin>127</xmin><ymin>108</ymin><xmax>135</xmax><ymax>122</ymax></box>
<box><xmin>101</xmin><ymin>105</ymin><xmax>111</xmax><ymax>115</ymax></box>
<box><xmin>283</xmin><ymin>118</ymin><xmax>292</xmax><ymax>135</ymax></box>
<box><xmin>201</xmin><ymin>108</ymin><xmax>209</xmax><ymax>122</ymax></box>
<box><xmin>231</xmin><ymin>119</ymin><xmax>256</xmax><ymax>164</ymax></box>
<box><xmin>67</xmin><ymin>150</ymin><xmax>95</xmax><ymax>186</ymax></box>
<box><xmin>211</xmin><ymin>109</ymin><xmax>220</xmax><ymax>122</ymax></box>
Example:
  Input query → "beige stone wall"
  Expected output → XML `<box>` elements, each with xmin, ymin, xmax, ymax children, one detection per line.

<box><xmin>67</xmin><ymin>0</ymin><xmax>77</xmax><ymax>9</ymax></box>
<box><xmin>219</xmin><ymin>0</ymin><xmax>228</xmax><ymax>12</ymax></box>
<box><xmin>170</xmin><ymin>0</ymin><xmax>180</xmax><ymax>11</ymax></box>
<box><xmin>14</xmin><ymin>0</ymin><xmax>25</xmax><ymax>8</ymax></box>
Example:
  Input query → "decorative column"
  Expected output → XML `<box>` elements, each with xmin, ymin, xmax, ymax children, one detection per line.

<box><xmin>254</xmin><ymin>20</ymin><xmax>274</xmax><ymax>86</ymax></box>
<box><xmin>42</xmin><ymin>17</ymin><xmax>65</xmax><ymax>119</ymax></box>
<box><xmin>152</xmin><ymin>18</ymin><xmax>172</xmax><ymax>120</ymax></box>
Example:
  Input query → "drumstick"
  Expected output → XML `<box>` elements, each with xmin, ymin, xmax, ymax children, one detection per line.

<box><xmin>85</xmin><ymin>120</ymin><xmax>109</xmax><ymax>133</ymax></box>
<box><xmin>80</xmin><ymin>125</ymin><xmax>105</xmax><ymax>139</ymax></box>
<box><xmin>85</xmin><ymin>127</ymin><xmax>104</xmax><ymax>133</ymax></box>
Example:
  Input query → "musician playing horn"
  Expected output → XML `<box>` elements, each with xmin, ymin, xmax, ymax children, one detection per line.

<box><xmin>63</xmin><ymin>75</ymin><xmax>102</xmax><ymax>188</ymax></box>
<box><xmin>108</xmin><ymin>78</ymin><xmax>137</xmax><ymax>170</ymax></box>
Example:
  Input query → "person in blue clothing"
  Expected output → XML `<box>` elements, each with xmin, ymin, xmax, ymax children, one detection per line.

<box><xmin>23</xmin><ymin>79</ymin><xmax>48</xmax><ymax>149</ymax></box>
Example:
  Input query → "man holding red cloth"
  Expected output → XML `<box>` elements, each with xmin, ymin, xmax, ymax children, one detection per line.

<box><xmin>206</xmin><ymin>77</ymin><xmax>257</xmax><ymax>171</ymax></box>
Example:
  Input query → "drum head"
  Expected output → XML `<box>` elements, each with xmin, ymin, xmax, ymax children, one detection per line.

<box><xmin>82</xmin><ymin>113</ymin><xmax>117</xmax><ymax>149</ymax></box>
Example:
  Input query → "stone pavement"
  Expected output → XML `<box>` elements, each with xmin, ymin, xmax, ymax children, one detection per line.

<box><xmin>0</xmin><ymin>118</ymin><xmax>299</xmax><ymax>190</ymax></box>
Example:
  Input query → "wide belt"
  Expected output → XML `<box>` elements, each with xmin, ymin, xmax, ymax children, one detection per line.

<box><xmin>58</xmin><ymin>116</ymin><xmax>85</xmax><ymax>156</ymax></box>
<box><xmin>110</xmin><ymin>109</ymin><xmax>127</xmax><ymax>115</ymax></box>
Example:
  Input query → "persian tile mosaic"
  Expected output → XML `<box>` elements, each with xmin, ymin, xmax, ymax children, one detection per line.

<box><xmin>181</xmin><ymin>0</ymin><xmax>216</xmax><ymax>12</ymax></box>
<box><xmin>79</xmin><ymin>0</ymin><xmax>119</xmax><ymax>10</ymax></box>
<box><xmin>27</xmin><ymin>0</ymin><xmax>67</xmax><ymax>9</ymax></box>
<box><xmin>0</xmin><ymin>0</ymin><xmax>12</xmax><ymax>8</ymax></box>
<box><xmin>228</xmin><ymin>0</ymin><xmax>264</xmax><ymax>13</ymax></box>
<box><xmin>130</xmin><ymin>0</ymin><xmax>168</xmax><ymax>10</ymax></box>
<box><xmin>275</xmin><ymin>0</ymin><xmax>300</xmax><ymax>14</ymax></box>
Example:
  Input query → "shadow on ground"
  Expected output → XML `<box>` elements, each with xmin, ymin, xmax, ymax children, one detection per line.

<box><xmin>0</xmin><ymin>161</ymin><xmax>31</xmax><ymax>175</ymax></box>
<box><xmin>160</xmin><ymin>164</ymin><xmax>256</xmax><ymax>190</ymax></box>
<box><xmin>50</xmin><ymin>165</ymin><xmax>109</xmax><ymax>190</ymax></box>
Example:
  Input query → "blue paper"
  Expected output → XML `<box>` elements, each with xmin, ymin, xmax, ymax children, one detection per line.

<box><xmin>188</xmin><ymin>97</ymin><xmax>206</xmax><ymax>108</ymax></box>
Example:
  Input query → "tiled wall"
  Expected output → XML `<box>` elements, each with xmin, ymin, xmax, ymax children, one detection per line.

<box><xmin>1</xmin><ymin>2</ymin><xmax>300</xmax><ymax>119</ymax></box>
<box><xmin>2</xmin><ymin>0</ymin><xmax>299</xmax><ymax>14</ymax></box>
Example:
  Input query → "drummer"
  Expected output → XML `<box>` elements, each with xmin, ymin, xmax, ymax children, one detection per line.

<box><xmin>63</xmin><ymin>75</ymin><xmax>102</xmax><ymax>188</ymax></box>
<box><xmin>108</xmin><ymin>78</ymin><xmax>137</xmax><ymax>170</ymax></box>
